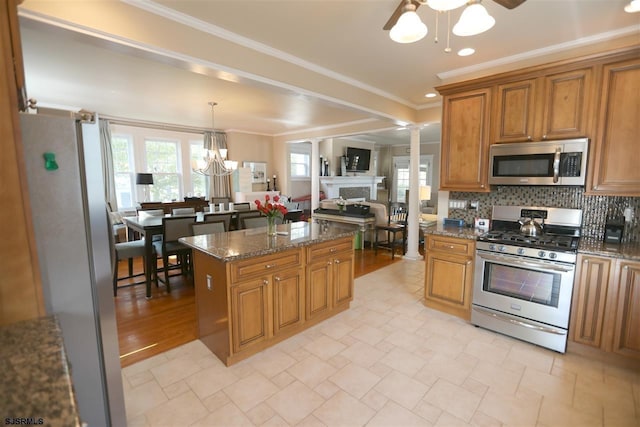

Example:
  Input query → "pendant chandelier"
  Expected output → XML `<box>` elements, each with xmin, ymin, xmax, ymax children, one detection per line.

<box><xmin>192</xmin><ymin>102</ymin><xmax>238</xmax><ymax>176</ymax></box>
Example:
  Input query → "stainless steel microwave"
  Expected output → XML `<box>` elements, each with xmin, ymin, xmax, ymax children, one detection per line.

<box><xmin>488</xmin><ymin>138</ymin><xmax>589</xmax><ymax>186</ymax></box>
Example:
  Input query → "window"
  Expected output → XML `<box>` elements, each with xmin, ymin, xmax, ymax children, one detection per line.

<box><xmin>145</xmin><ymin>139</ymin><xmax>180</xmax><ymax>202</ymax></box>
<box><xmin>112</xmin><ymin>135</ymin><xmax>135</xmax><ymax>208</ymax></box>
<box><xmin>190</xmin><ymin>141</ymin><xmax>208</xmax><ymax>197</ymax></box>
<box><xmin>290</xmin><ymin>144</ymin><xmax>311</xmax><ymax>178</ymax></box>
<box><xmin>393</xmin><ymin>155</ymin><xmax>433</xmax><ymax>203</ymax></box>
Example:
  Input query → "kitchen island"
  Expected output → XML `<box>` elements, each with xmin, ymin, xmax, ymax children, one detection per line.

<box><xmin>180</xmin><ymin>221</ymin><xmax>357</xmax><ymax>366</ymax></box>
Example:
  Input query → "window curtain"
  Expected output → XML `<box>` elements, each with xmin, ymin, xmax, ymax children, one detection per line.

<box><xmin>99</xmin><ymin>119</ymin><xmax>118</xmax><ymax>211</ymax></box>
<box><xmin>205</xmin><ymin>131</ymin><xmax>232</xmax><ymax>198</ymax></box>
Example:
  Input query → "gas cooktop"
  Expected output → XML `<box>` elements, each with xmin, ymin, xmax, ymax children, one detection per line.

<box><xmin>479</xmin><ymin>231</ymin><xmax>579</xmax><ymax>252</ymax></box>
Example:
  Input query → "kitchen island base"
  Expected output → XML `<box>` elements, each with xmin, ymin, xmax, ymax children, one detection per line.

<box><xmin>185</xmin><ymin>227</ymin><xmax>355</xmax><ymax>366</ymax></box>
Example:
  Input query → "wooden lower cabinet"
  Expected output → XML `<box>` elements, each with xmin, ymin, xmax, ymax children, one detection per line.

<box><xmin>612</xmin><ymin>261</ymin><xmax>640</xmax><ymax>359</ymax></box>
<box><xmin>306</xmin><ymin>238</ymin><xmax>354</xmax><ymax>321</ymax></box>
<box><xmin>195</xmin><ymin>237</ymin><xmax>354</xmax><ymax>365</ymax></box>
<box><xmin>570</xmin><ymin>254</ymin><xmax>640</xmax><ymax>361</ymax></box>
<box><xmin>424</xmin><ymin>235</ymin><xmax>475</xmax><ymax>320</ymax></box>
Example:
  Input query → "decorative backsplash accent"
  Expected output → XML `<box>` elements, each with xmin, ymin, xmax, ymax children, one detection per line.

<box><xmin>449</xmin><ymin>186</ymin><xmax>640</xmax><ymax>243</ymax></box>
<box><xmin>340</xmin><ymin>187</ymin><xmax>369</xmax><ymax>200</ymax></box>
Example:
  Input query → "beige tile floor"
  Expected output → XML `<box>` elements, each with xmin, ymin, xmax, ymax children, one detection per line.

<box><xmin>122</xmin><ymin>260</ymin><xmax>640</xmax><ymax>426</ymax></box>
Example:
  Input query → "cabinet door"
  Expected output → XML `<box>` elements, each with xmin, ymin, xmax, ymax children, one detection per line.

<box><xmin>494</xmin><ymin>78</ymin><xmax>537</xmax><ymax>143</ymax></box>
<box><xmin>306</xmin><ymin>259</ymin><xmax>332</xmax><ymax>320</ymax></box>
<box><xmin>570</xmin><ymin>255</ymin><xmax>612</xmax><ymax>348</ymax></box>
<box><xmin>424</xmin><ymin>251</ymin><xmax>473</xmax><ymax>319</ymax></box>
<box><xmin>612</xmin><ymin>261</ymin><xmax>640</xmax><ymax>359</ymax></box>
<box><xmin>539</xmin><ymin>67</ymin><xmax>592</xmax><ymax>140</ymax></box>
<box><xmin>440</xmin><ymin>88</ymin><xmax>492</xmax><ymax>192</ymax></box>
<box><xmin>272</xmin><ymin>267</ymin><xmax>304</xmax><ymax>335</ymax></box>
<box><xmin>588</xmin><ymin>55</ymin><xmax>640</xmax><ymax>196</ymax></box>
<box><xmin>332</xmin><ymin>252</ymin><xmax>354</xmax><ymax>307</ymax></box>
<box><xmin>231</xmin><ymin>278</ymin><xmax>270</xmax><ymax>353</ymax></box>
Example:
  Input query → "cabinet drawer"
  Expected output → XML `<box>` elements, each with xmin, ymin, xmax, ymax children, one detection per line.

<box><xmin>231</xmin><ymin>249</ymin><xmax>302</xmax><ymax>283</ymax></box>
<box><xmin>307</xmin><ymin>237</ymin><xmax>353</xmax><ymax>259</ymax></box>
<box><xmin>427</xmin><ymin>235</ymin><xmax>475</xmax><ymax>256</ymax></box>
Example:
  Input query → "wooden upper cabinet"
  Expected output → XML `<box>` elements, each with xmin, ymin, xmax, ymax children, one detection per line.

<box><xmin>539</xmin><ymin>67</ymin><xmax>593</xmax><ymax>140</ymax></box>
<box><xmin>587</xmin><ymin>54</ymin><xmax>640</xmax><ymax>196</ymax></box>
<box><xmin>494</xmin><ymin>78</ymin><xmax>537</xmax><ymax>143</ymax></box>
<box><xmin>493</xmin><ymin>67</ymin><xmax>592</xmax><ymax>143</ymax></box>
<box><xmin>440</xmin><ymin>88</ymin><xmax>492</xmax><ymax>192</ymax></box>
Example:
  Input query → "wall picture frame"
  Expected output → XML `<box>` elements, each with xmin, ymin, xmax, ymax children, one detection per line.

<box><xmin>243</xmin><ymin>161</ymin><xmax>267</xmax><ymax>184</ymax></box>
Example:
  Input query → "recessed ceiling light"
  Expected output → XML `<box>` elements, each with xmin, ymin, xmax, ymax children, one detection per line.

<box><xmin>424</xmin><ymin>93</ymin><xmax>437</xmax><ymax>98</ymax></box>
<box><xmin>458</xmin><ymin>48</ymin><xmax>475</xmax><ymax>57</ymax></box>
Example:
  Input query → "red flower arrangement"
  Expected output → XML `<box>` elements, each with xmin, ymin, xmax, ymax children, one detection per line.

<box><xmin>254</xmin><ymin>194</ymin><xmax>288</xmax><ymax>219</ymax></box>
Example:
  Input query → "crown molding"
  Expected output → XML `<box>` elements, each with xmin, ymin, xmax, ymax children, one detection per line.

<box><xmin>437</xmin><ymin>25</ymin><xmax>640</xmax><ymax>81</ymax></box>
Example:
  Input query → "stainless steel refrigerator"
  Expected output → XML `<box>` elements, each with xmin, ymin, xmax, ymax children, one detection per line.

<box><xmin>20</xmin><ymin>112</ymin><xmax>125</xmax><ymax>426</ymax></box>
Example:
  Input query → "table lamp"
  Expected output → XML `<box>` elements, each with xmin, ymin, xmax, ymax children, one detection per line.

<box><xmin>136</xmin><ymin>173</ymin><xmax>154</xmax><ymax>202</ymax></box>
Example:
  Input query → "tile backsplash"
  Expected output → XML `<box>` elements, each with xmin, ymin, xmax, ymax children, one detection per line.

<box><xmin>448</xmin><ymin>186</ymin><xmax>640</xmax><ymax>243</ymax></box>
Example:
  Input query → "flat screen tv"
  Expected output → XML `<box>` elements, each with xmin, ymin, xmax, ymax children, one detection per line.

<box><xmin>345</xmin><ymin>147</ymin><xmax>371</xmax><ymax>172</ymax></box>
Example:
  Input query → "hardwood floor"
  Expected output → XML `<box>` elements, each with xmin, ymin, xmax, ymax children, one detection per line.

<box><xmin>114</xmin><ymin>247</ymin><xmax>404</xmax><ymax>367</ymax></box>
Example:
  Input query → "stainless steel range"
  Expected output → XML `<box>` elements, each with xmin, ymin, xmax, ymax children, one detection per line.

<box><xmin>471</xmin><ymin>205</ymin><xmax>583</xmax><ymax>353</ymax></box>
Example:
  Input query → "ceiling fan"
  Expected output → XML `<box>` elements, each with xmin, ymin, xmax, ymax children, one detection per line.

<box><xmin>383</xmin><ymin>0</ymin><xmax>526</xmax><ymax>38</ymax></box>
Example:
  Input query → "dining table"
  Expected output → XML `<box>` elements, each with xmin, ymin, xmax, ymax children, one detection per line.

<box><xmin>123</xmin><ymin>209</ymin><xmax>270</xmax><ymax>298</ymax></box>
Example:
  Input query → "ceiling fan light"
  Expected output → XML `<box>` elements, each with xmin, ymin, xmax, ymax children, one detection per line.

<box><xmin>625</xmin><ymin>0</ymin><xmax>640</xmax><ymax>12</ymax></box>
<box><xmin>426</xmin><ymin>0</ymin><xmax>468</xmax><ymax>12</ymax></box>
<box><xmin>390</xmin><ymin>9</ymin><xmax>428</xmax><ymax>43</ymax></box>
<box><xmin>453</xmin><ymin>3</ymin><xmax>495</xmax><ymax>36</ymax></box>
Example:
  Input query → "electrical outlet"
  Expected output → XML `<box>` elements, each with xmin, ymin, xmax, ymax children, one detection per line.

<box><xmin>624</xmin><ymin>207</ymin><xmax>634</xmax><ymax>222</ymax></box>
<box><xmin>470</xmin><ymin>201</ymin><xmax>479</xmax><ymax>210</ymax></box>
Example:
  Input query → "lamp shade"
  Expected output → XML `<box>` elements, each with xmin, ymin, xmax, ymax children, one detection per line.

<box><xmin>390</xmin><ymin>7</ymin><xmax>428</xmax><ymax>43</ymax></box>
<box><xmin>135</xmin><ymin>173</ymin><xmax>154</xmax><ymax>185</ymax></box>
<box><xmin>419</xmin><ymin>185</ymin><xmax>432</xmax><ymax>201</ymax></box>
<box><xmin>453</xmin><ymin>3</ymin><xmax>495</xmax><ymax>36</ymax></box>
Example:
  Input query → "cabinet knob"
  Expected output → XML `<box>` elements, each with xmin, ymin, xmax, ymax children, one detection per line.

<box><xmin>274</xmin><ymin>276</ymin><xmax>281</xmax><ymax>281</ymax></box>
<box><xmin>542</xmin><ymin>134</ymin><xmax>547</xmax><ymax>140</ymax></box>
<box><xmin>330</xmin><ymin>248</ymin><xmax>337</xmax><ymax>253</ymax></box>
<box><xmin>623</xmin><ymin>265</ymin><xmax>628</xmax><ymax>270</ymax></box>
<box><xmin>265</xmin><ymin>263</ymin><xmax>275</xmax><ymax>269</ymax></box>
<box><xmin>584</xmin><ymin>259</ymin><xmax>589</xmax><ymax>264</ymax></box>
<box><xmin>262</xmin><ymin>279</ymin><xmax>269</xmax><ymax>285</ymax></box>
<box><xmin>527</xmin><ymin>135</ymin><xmax>532</xmax><ymax>141</ymax></box>
<box><xmin>334</xmin><ymin>259</ymin><xmax>341</xmax><ymax>264</ymax></box>
<box><xmin>327</xmin><ymin>261</ymin><xmax>333</xmax><ymax>265</ymax></box>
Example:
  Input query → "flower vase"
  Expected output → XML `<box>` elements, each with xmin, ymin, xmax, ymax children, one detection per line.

<box><xmin>267</xmin><ymin>216</ymin><xmax>277</xmax><ymax>236</ymax></box>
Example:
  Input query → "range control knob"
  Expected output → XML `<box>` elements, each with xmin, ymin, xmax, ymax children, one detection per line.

<box><xmin>499</xmin><ymin>246</ymin><xmax>507</xmax><ymax>252</ymax></box>
<box><xmin>489</xmin><ymin>244</ymin><xmax>496</xmax><ymax>251</ymax></box>
<box><xmin>517</xmin><ymin>248</ymin><xmax>525</xmax><ymax>255</ymax></box>
<box><xmin>538</xmin><ymin>251</ymin><xmax>546</xmax><ymax>258</ymax></box>
<box><xmin>548</xmin><ymin>252</ymin><xmax>557</xmax><ymax>259</ymax></box>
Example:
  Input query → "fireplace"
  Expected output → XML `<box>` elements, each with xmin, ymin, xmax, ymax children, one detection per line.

<box><xmin>320</xmin><ymin>176</ymin><xmax>384</xmax><ymax>200</ymax></box>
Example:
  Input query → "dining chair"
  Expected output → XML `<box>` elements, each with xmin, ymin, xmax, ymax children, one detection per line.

<box><xmin>234</xmin><ymin>202</ymin><xmax>251</xmax><ymax>211</ymax></box>
<box><xmin>153</xmin><ymin>215</ymin><xmax>196</xmax><ymax>292</ymax></box>
<box><xmin>211</xmin><ymin>197</ymin><xmax>230</xmax><ymax>210</ymax></box>
<box><xmin>374</xmin><ymin>205</ymin><xmax>408</xmax><ymax>259</ymax></box>
<box><xmin>242</xmin><ymin>216</ymin><xmax>284</xmax><ymax>229</ymax></box>
<box><xmin>203</xmin><ymin>212</ymin><xmax>232</xmax><ymax>231</ymax></box>
<box><xmin>236</xmin><ymin>211</ymin><xmax>263</xmax><ymax>230</ymax></box>
<box><xmin>108</xmin><ymin>209</ymin><xmax>152</xmax><ymax>296</ymax></box>
<box><xmin>192</xmin><ymin>221</ymin><xmax>225</xmax><ymax>236</ymax></box>
<box><xmin>172</xmin><ymin>207</ymin><xmax>196</xmax><ymax>216</ymax></box>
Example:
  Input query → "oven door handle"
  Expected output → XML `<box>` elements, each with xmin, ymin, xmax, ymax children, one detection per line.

<box><xmin>473</xmin><ymin>306</ymin><xmax>567</xmax><ymax>335</ymax></box>
<box><xmin>478</xmin><ymin>252</ymin><xmax>574</xmax><ymax>273</ymax></box>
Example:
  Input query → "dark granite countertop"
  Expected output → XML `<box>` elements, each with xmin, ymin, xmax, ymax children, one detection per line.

<box><xmin>0</xmin><ymin>316</ymin><xmax>81</xmax><ymax>427</ymax></box>
<box><xmin>180</xmin><ymin>221</ymin><xmax>357</xmax><ymax>261</ymax></box>
<box><xmin>420</xmin><ymin>224</ymin><xmax>486</xmax><ymax>241</ymax></box>
<box><xmin>578</xmin><ymin>238</ymin><xmax>640</xmax><ymax>261</ymax></box>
